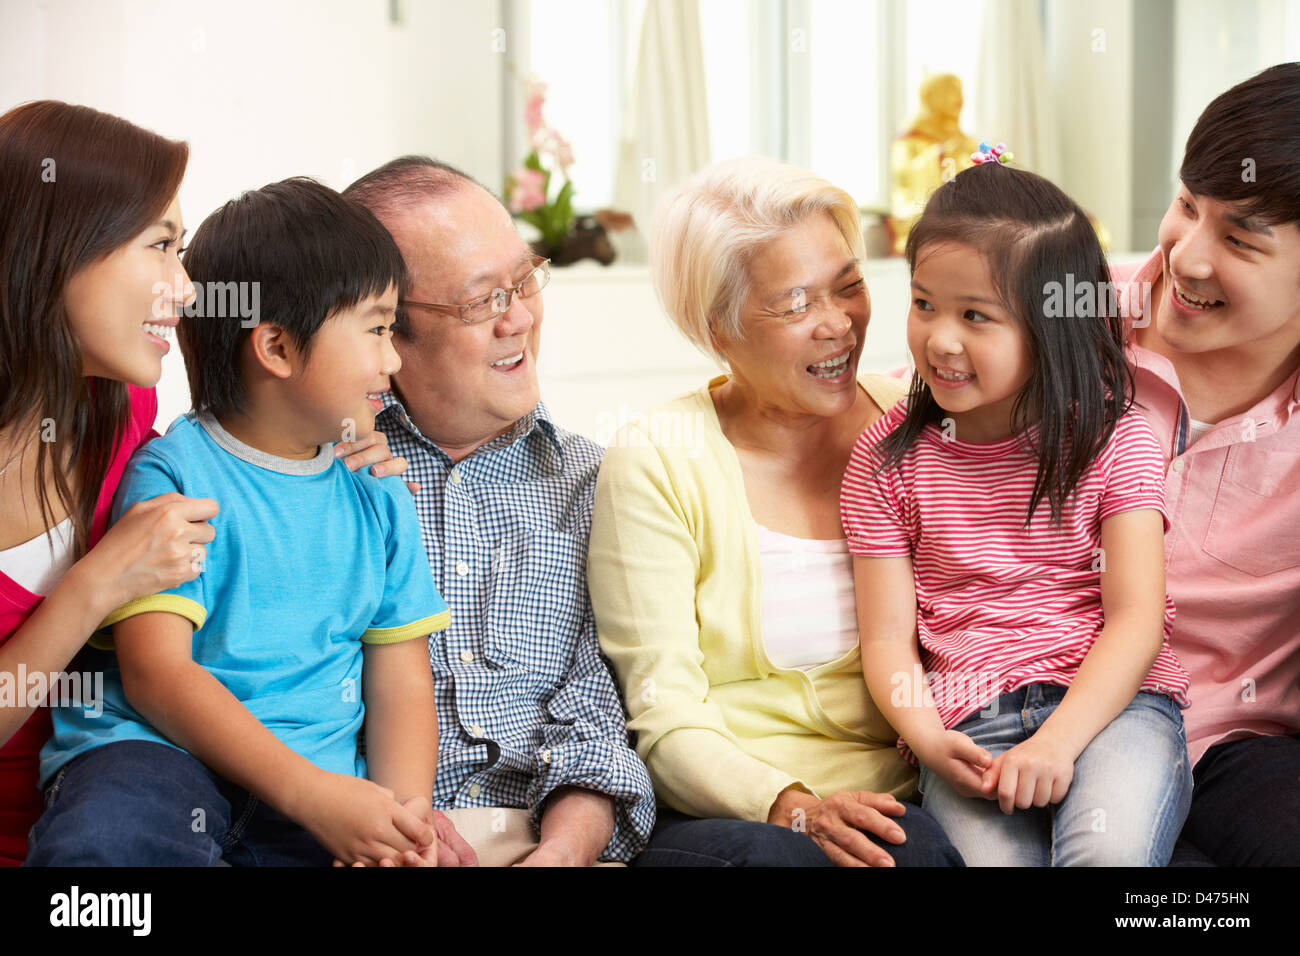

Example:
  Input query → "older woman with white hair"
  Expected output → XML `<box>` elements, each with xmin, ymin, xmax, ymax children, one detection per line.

<box><xmin>587</xmin><ymin>158</ymin><xmax>963</xmax><ymax>866</ymax></box>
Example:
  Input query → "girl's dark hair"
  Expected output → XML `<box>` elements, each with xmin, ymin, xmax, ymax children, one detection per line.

<box><xmin>178</xmin><ymin>177</ymin><xmax>408</xmax><ymax>419</ymax></box>
<box><xmin>880</xmin><ymin>163</ymin><xmax>1134</xmax><ymax>526</ymax></box>
<box><xmin>0</xmin><ymin>101</ymin><xmax>188</xmax><ymax>557</ymax></box>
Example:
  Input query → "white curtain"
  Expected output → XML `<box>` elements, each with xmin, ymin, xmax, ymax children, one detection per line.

<box><xmin>612</xmin><ymin>0</ymin><xmax>712</xmax><ymax>262</ymax></box>
<box><xmin>974</xmin><ymin>0</ymin><xmax>1063</xmax><ymax>184</ymax></box>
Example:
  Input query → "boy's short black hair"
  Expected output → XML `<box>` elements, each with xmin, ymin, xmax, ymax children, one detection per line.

<box><xmin>179</xmin><ymin>177</ymin><xmax>407</xmax><ymax>419</ymax></box>
<box><xmin>1180</xmin><ymin>62</ymin><xmax>1300</xmax><ymax>226</ymax></box>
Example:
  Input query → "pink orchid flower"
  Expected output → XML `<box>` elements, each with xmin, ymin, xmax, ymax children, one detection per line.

<box><xmin>509</xmin><ymin>166</ymin><xmax>546</xmax><ymax>213</ymax></box>
<box><xmin>523</xmin><ymin>79</ymin><xmax>548</xmax><ymax>135</ymax></box>
<box><xmin>531</xmin><ymin>127</ymin><xmax>575</xmax><ymax>176</ymax></box>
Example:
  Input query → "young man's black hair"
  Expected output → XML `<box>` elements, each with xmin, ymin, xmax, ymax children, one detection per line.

<box><xmin>1180</xmin><ymin>62</ymin><xmax>1300</xmax><ymax>227</ymax></box>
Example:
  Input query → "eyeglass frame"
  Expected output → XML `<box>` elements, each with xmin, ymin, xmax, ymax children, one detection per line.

<box><xmin>399</xmin><ymin>255</ymin><xmax>551</xmax><ymax>325</ymax></box>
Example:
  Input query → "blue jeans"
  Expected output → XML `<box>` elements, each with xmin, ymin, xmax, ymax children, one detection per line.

<box><xmin>24</xmin><ymin>740</ymin><xmax>333</xmax><ymax>866</ymax></box>
<box><xmin>918</xmin><ymin>683</ymin><xmax>1191</xmax><ymax>866</ymax></box>
<box><xmin>1171</xmin><ymin>731</ymin><xmax>1300</xmax><ymax>867</ymax></box>
<box><xmin>634</xmin><ymin>802</ymin><xmax>965</xmax><ymax>866</ymax></box>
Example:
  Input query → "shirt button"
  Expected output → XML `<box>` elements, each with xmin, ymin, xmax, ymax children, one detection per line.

<box><xmin>449</xmin><ymin>471</ymin><xmax>462</xmax><ymax>485</ymax></box>
<box><xmin>455</xmin><ymin>560</ymin><xmax>469</xmax><ymax>576</ymax></box>
<box><xmin>539</xmin><ymin>748</ymin><xmax>552</xmax><ymax>764</ymax></box>
<box><xmin>468</xmin><ymin>783</ymin><xmax>482</xmax><ymax>798</ymax></box>
<box><xmin>459</xmin><ymin>649</ymin><xmax>474</xmax><ymax>663</ymax></box>
<box><xmin>470</xmin><ymin>724</ymin><xmax>485</xmax><ymax>738</ymax></box>
<box><xmin>1172</xmin><ymin>458</ymin><xmax>1185</xmax><ymax>473</ymax></box>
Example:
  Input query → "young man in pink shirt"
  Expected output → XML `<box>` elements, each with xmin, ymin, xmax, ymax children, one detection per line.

<box><xmin>1114</xmin><ymin>63</ymin><xmax>1300</xmax><ymax>866</ymax></box>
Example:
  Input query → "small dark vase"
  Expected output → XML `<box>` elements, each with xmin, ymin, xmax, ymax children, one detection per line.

<box><xmin>531</xmin><ymin>215</ymin><xmax>617</xmax><ymax>266</ymax></box>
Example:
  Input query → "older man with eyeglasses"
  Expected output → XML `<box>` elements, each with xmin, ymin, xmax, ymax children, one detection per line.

<box><xmin>343</xmin><ymin>157</ymin><xmax>655</xmax><ymax>866</ymax></box>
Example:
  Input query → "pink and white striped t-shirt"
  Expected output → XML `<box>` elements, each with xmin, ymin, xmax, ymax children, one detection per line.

<box><xmin>841</xmin><ymin>401</ymin><xmax>1191</xmax><ymax>735</ymax></box>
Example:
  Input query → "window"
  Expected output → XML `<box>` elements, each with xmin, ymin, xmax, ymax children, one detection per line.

<box><xmin>525</xmin><ymin>0</ymin><xmax>620</xmax><ymax>210</ymax></box>
<box><xmin>522</xmin><ymin>0</ymin><xmax>987</xmax><ymax>212</ymax></box>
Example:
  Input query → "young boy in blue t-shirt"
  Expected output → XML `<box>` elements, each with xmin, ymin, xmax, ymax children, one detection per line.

<box><xmin>30</xmin><ymin>178</ymin><xmax>449</xmax><ymax>867</ymax></box>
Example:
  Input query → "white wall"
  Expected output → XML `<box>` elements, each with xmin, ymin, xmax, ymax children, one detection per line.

<box><xmin>1171</xmin><ymin>0</ymin><xmax>1300</xmax><ymax>184</ymax></box>
<box><xmin>1</xmin><ymin>0</ymin><xmax>505</xmax><ymax>430</ymax></box>
<box><xmin>1043</xmin><ymin>0</ymin><xmax>1300</xmax><ymax>253</ymax></box>
<box><xmin>1045</xmin><ymin>0</ymin><xmax>1136</xmax><ymax>254</ymax></box>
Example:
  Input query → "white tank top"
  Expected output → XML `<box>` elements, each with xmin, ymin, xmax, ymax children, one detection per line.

<box><xmin>755</xmin><ymin>523</ymin><xmax>859</xmax><ymax>670</ymax></box>
<box><xmin>0</xmin><ymin>516</ymin><xmax>76</xmax><ymax>596</ymax></box>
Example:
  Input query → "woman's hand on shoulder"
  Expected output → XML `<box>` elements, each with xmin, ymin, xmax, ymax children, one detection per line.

<box><xmin>73</xmin><ymin>492</ymin><xmax>218</xmax><ymax>612</ymax></box>
<box><xmin>335</xmin><ymin>428</ymin><xmax>418</xmax><ymax>495</ymax></box>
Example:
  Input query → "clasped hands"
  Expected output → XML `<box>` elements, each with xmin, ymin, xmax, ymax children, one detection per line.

<box><xmin>915</xmin><ymin>728</ymin><xmax>1078</xmax><ymax>814</ymax></box>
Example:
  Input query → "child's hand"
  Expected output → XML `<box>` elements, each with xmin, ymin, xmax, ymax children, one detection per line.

<box><xmin>394</xmin><ymin>796</ymin><xmax>439</xmax><ymax>866</ymax></box>
<box><xmin>916</xmin><ymin>730</ymin><xmax>994</xmax><ymax>798</ymax></box>
<box><xmin>297</xmin><ymin>771</ymin><xmax>434</xmax><ymax>865</ymax></box>
<box><xmin>331</xmin><ymin>796</ymin><xmax>441</xmax><ymax>867</ymax></box>
<box><xmin>980</xmin><ymin>733</ymin><xmax>1075</xmax><ymax>814</ymax></box>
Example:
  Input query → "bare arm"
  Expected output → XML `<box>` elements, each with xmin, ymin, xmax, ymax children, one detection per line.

<box><xmin>516</xmin><ymin>787</ymin><xmax>616</xmax><ymax>867</ymax></box>
<box><xmin>855</xmin><ymin>554</ymin><xmax>942</xmax><ymax>746</ymax></box>
<box><xmin>1</xmin><ymin>492</ymin><xmax>217</xmax><ymax>745</ymax></box>
<box><xmin>114</xmin><ymin>610</ymin><xmax>433</xmax><ymax>863</ymax></box>
<box><xmin>361</xmin><ymin>636</ymin><xmax>437</xmax><ymax>803</ymax></box>
<box><xmin>855</xmin><ymin>554</ymin><xmax>992</xmax><ymax>796</ymax></box>
<box><xmin>0</xmin><ymin>563</ymin><xmax>119</xmax><ymax>744</ymax></box>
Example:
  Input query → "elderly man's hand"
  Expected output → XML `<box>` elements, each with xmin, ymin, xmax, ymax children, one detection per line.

<box><xmin>430</xmin><ymin>809</ymin><xmax>480</xmax><ymax>866</ymax></box>
<box><xmin>334</xmin><ymin>428</ymin><xmax>420</xmax><ymax>495</ymax></box>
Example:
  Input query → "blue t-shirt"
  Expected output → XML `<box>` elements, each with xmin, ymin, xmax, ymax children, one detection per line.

<box><xmin>41</xmin><ymin>413</ymin><xmax>450</xmax><ymax>787</ymax></box>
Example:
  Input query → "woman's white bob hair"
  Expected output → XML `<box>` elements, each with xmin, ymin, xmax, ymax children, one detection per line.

<box><xmin>649</xmin><ymin>156</ymin><xmax>864</xmax><ymax>362</ymax></box>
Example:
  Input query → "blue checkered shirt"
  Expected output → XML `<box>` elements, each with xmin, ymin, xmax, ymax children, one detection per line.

<box><xmin>376</xmin><ymin>392</ymin><xmax>655</xmax><ymax>861</ymax></box>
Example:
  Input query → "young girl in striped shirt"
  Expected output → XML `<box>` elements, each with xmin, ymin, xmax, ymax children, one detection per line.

<box><xmin>842</xmin><ymin>160</ymin><xmax>1192</xmax><ymax>866</ymax></box>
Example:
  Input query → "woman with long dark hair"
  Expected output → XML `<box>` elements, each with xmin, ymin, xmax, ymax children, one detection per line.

<box><xmin>0</xmin><ymin>101</ymin><xmax>404</xmax><ymax>866</ymax></box>
<box><xmin>0</xmin><ymin>100</ymin><xmax>217</xmax><ymax>865</ymax></box>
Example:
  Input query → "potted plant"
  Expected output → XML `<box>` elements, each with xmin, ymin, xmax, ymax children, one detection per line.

<box><xmin>505</xmin><ymin>79</ymin><xmax>616</xmax><ymax>266</ymax></box>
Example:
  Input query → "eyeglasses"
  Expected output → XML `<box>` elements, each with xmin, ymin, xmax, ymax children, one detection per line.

<box><xmin>400</xmin><ymin>256</ymin><xmax>551</xmax><ymax>325</ymax></box>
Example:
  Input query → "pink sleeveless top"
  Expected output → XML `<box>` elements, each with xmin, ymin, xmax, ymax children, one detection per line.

<box><xmin>0</xmin><ymin>385</ymin><xmax>157</xmax><ymax>865</ymax></box>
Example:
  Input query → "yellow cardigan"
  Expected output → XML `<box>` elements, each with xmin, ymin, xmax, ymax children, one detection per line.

<box><xmin>588</xmin><ymin>371</ymin><xmax>917</xmax><ymax>823</ymax></box>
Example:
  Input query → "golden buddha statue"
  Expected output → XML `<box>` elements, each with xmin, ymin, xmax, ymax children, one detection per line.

<box><xmin>889</xmin><ymin>74</ymin><xmax>979</xmax><ymax>255</ymax></box>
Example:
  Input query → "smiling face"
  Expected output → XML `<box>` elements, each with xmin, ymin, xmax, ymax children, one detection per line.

<box><xmin>1149</xmin><ymin>184</ymin><xmax>1300</xmax><ymax>361</ymax></box>
<box><xmin>716</xmin><ymin>213</ymin><xmax>868</xmax><ymax>422</ymax></box>
<box><xmin>284</xmin><ymin>285</ymin><xmax>402</xmax><ymax>445</ymax></box>
<box><xmin>382</xmin><ymin>184</ymin><xmax>542</xmax><ymax>455</ymax></box>
<box><xmin>63</xmin><ymin>194</ymin><xmax>194</xmax><ymax>386</ymax></box>
<box><xmin>907</xmin><ymin>241</ymin><xmax>1034</xmax><ymax>443</ymax></box>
